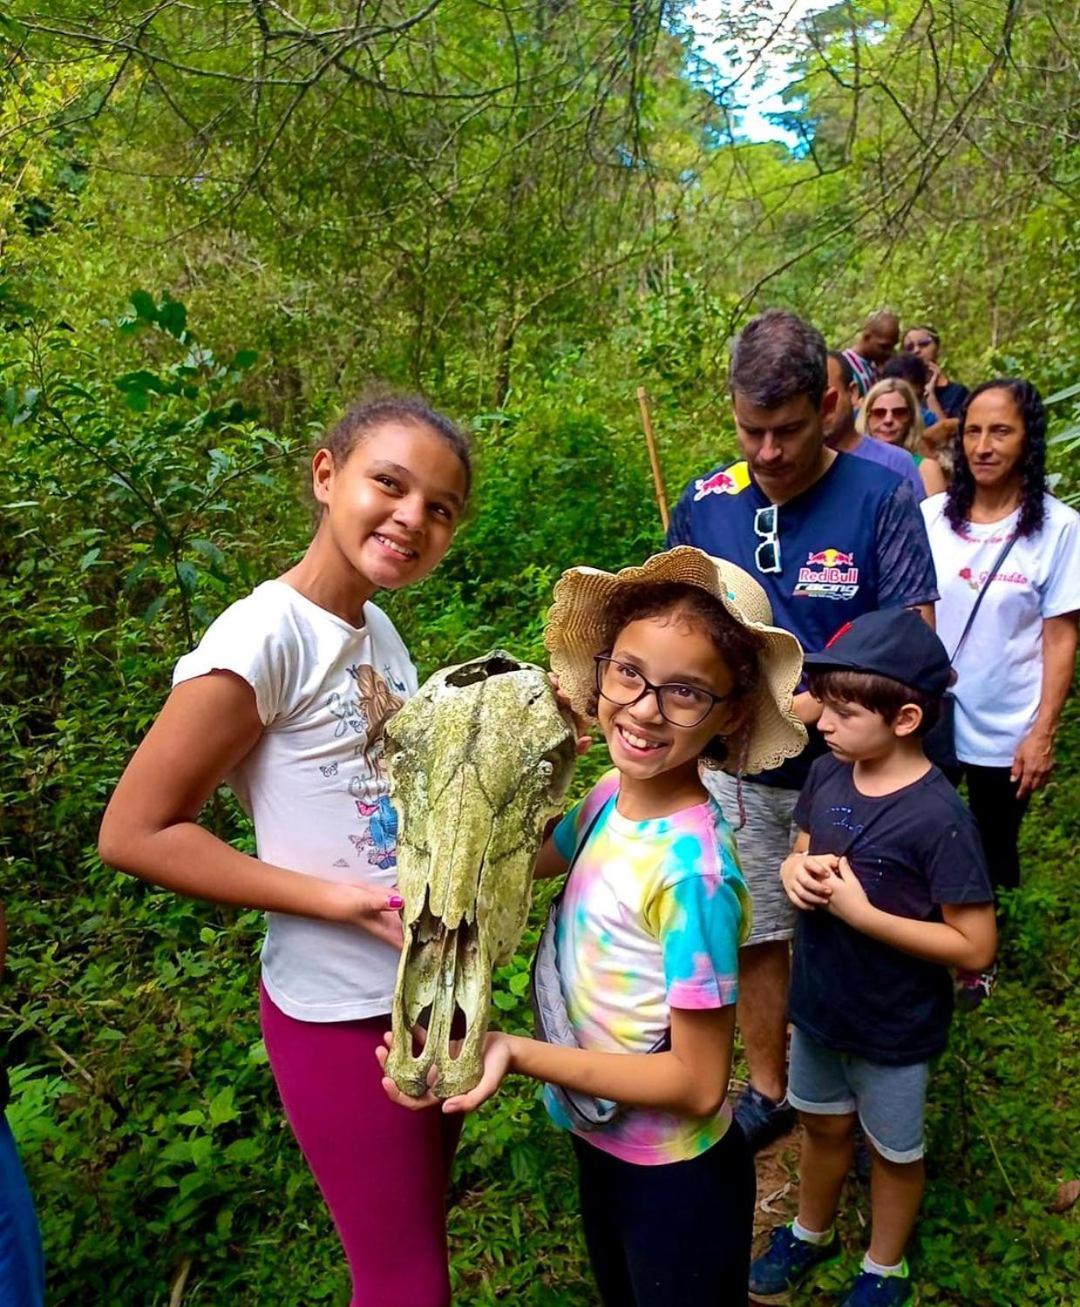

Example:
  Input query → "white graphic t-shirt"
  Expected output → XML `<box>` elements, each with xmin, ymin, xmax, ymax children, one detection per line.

<box><xmin>173</xmin><ymin>580</ymin><xmax>417</xmax><ymax>1021</ymax></box>
<box><xmin>921</xmin><ymin>494</ymin><xmax>1080</xmax><ymax>766</ymax></box>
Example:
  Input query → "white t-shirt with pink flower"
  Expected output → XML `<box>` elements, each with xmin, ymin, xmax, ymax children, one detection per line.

<box><xmin>921</xmin><ymin>493</ymin><xmax>1080</xmax><ymax>766</ymax></box>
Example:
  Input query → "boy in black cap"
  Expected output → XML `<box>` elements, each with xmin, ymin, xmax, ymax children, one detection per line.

<box><xmin>749</xmin><ymin>609</ymin><xmax>996</xmax><ymax>1307</ymax></box>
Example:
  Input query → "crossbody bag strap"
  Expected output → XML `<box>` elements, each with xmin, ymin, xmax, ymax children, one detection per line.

<box><xmin>949</xmin><ymin>530</ymin><xmax>1019</xmax><ymax>664</ymax></box>
<box><xmin>559</xmin><ymin>793</ymin><xmax>671</xmax><ymax>1055</ymax></box>
<box><xmin>550</xmin><ymin>794</ymin><xmax>614</xmax><ymax>907</ymax></box>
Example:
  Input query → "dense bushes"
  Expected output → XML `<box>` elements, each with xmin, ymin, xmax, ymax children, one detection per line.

<box><xmin>1</xmin><ymin>285</ymin><xmax>1077</xmax><ymax>1304</ymax></box>
<box><xmin>2</xmin><ymin>3</ymin><xmax>1078</xmax><ymax>1294</ymax></box>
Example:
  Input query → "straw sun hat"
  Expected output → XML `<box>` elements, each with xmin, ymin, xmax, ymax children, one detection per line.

<box><xmin>544</xmin><ymin>546</ymin><xmax>807</xmax><ymax>776</ymax></box>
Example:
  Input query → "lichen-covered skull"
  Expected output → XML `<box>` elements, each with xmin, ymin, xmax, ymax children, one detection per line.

<box><xmin>384</xmin><ymin>651</ymin><xmax>576</xmax><ymax>1099</ymax></box>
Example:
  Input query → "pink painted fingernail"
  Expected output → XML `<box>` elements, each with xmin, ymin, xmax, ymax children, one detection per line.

<box><xmin>388</xmin><ymin>894</ymin><xmax>404</xmax><ymax>910</ymax></box>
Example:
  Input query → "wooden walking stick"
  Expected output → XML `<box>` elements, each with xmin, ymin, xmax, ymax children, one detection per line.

<box><xmin>636</xmin><ymin>386</ymin><xmax>670</xmax><ymax>533</ymax></box>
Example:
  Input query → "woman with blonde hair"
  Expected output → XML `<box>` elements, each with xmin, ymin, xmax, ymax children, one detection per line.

<box><xmin>858</xmin><ymin>377</ymin><xmax>947</xmax><ymax>496</ymax></box>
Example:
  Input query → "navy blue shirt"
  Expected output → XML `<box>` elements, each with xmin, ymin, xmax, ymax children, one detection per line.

<box><xmin>667</xmin><ymin>452</ymin><xmax>938</xmax><ymax>788</ymax></box>
<box><xmin>790</xmin><ymin>754</ymin><xmax>993</xmax><ymax>1065</ymax></box>
<box><xmin>936</xmin><ymin>380</ymin><xmax>969</xmax><ymax>420</ymax></box>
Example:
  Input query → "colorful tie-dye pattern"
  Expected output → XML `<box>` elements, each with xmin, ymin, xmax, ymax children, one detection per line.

<box><xmin>544</xmin><ymin>771</ymin><xmax>751</xmax><ymax>1165</ymax></box>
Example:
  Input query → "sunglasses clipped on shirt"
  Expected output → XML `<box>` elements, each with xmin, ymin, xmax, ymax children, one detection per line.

<box><xmin>753</xmin><ymin>504</ymin><xmax>780</xmax><ymax>574</ymax></box>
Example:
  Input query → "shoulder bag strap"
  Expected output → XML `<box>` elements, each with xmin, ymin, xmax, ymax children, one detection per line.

<box><xmin>948</xmin><ymin>530</ymin><xmax>1019</xmax><ymax>664</ymax></box>
<box><xmin>549</xmin><ymin>794</ymin><xmax>614</xmax><ymax>909</ymax></box>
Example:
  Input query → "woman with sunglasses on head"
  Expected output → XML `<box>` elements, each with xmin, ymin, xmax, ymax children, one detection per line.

<box><xmin>903</xmin><ymin>325</ymin><xmax>969</xmax><ymax>422</ymax></box>
<box><xmin>859</xmin><ymin>377</ymin><xmax>947</xmax><ymax>497</ymax></box>
<box><xmin>920</xmin><ymin>379</ymin><xmax>1080</xmax><ymax>1006</ymax></box>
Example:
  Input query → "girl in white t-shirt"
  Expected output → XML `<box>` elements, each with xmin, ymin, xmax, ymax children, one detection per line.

<box><xmin>99</xmin><ymin>396</ymin><xmax>473</xmax><ymax>1307</ymax></box>
<box><xmin>921</xmin><ymin>378</ymin><xmax>1080</xmax><ymax>914</ymax></box>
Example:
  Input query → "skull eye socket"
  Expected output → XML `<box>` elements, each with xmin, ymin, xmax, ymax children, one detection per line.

<box><xmin>445</xmin><ymin>653</ymin><xmax>521</xmax><ymax>688</ymax></box>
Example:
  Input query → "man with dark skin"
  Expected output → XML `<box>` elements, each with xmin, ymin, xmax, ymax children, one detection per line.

<box><xmin>668</xmin><ymin>310</ymin><xmax>937</xmax><ymax>1152</ymax></box>
<box><xmin>843</xmin><ymin>310</ymin><xmax>900</xmax><ymax>397</ymax></box>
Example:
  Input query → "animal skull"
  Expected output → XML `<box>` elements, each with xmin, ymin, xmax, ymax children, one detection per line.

<box><xmin>384</xmin><ymin>651</ymin><xmax>577</xmax><ymax>1098</ymax></box>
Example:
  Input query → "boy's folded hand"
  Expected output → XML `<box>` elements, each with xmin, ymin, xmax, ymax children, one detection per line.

<box><xmin>823</xmin><ymin>856</ymin><xmax>871</xmax><ymax>925</ymax></box>
<box><xmin>781</xmin><ymin>851</ymin><xmax>837</xmax><ymax>910</ymax></box>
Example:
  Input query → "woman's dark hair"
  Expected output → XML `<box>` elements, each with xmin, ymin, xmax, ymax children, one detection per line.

<box><xmin>882</xmin><ymin>353</ymin><xmax>928</xmax><ymax>391</ymax></box>
<box><xmin>806</xmin><ymin>669</ymin><xmax>941</xmax><ymax>737</ymax></box>
<box><xmin>319</xmin><ymin>391</ymin><xmax>472</xmax><ymax>500</ymax></box>
<box><xmin>945</xmin><ymin>379</ymin><xmax>1046</xmax><ymax>538</ymax></box>
<box><xmin>592</xmin><ymin>582</ymin><xmax>763</xmax><ymax>765</ymax></box>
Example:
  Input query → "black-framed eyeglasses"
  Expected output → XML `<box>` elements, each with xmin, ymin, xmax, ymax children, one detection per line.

<box><xmin>754</xmin><ymin>504</ymin><xmax>781</xmax><ymax>574</ymax></box>
<box><xmin>594</xmin><ymin>656</ymin><xmax>728</xmax><ymax>728</ymax></box>
<box><xmin>905</xmin><ymin>337</ymin><xmax>934</xmax><ymax>351</ymax></box>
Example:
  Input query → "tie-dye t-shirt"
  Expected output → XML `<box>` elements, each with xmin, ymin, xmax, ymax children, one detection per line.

<box><xmin>544</xmin><ymin>771</ymin><xmax>751</xmax><ymax>1165</ymax></box>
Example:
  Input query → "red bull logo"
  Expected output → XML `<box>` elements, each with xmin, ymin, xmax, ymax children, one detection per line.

<box><xmin>805</xmin><ymin>548</ymin><xmax>855</xmax><ymax>567</ymax></box>
<box><xmin>692</xmin><ymin>461</ymin><xmax>751</xmax><ymax>501</ymax></box>
<box><xmin>795</xmin><ymin>546</ymin><xmax>860</xmax><ymax>600</ymax></box>
<box><xmin>694</xmin><ymin>471</ymin><xmax>734</xmax><ymax>499</ymax></box>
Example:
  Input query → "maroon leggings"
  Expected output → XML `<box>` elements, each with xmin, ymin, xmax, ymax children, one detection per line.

<box><xmin>260</xmin><ymin>984</ymin><xmax>461</xmax><ymax>1307</ymax></box>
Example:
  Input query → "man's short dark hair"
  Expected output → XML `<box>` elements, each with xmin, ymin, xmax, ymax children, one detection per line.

<box><xmin>828</xmin><ymin>349</ymin><xmax>854</xmax><ymax>390</ymax></box>
<box><xmin>807</xmin><ymin>668</ymin><xmax>942</xmax><ymax>738</ymax></box>
<box><xmin>729</xmin><ymin>309</ymin><xmax>828</xmax><ymax>409</ymax></box>
<box><xmin>865</xmin><ymin>309</ymin><xmax>899</xmax><ymax>333</ymax></box>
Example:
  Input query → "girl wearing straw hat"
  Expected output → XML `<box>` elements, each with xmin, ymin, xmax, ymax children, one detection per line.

<box><xmin>381</xmin><ymin>547</ymin><xmax>805</xmax><ymax>1304</ymax></box>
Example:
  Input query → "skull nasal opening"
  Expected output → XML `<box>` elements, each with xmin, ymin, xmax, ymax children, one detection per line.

<box><xmin>445</xmin><ymin>653</ymin><xmax>521</xmax><ymax>687</ymax></box>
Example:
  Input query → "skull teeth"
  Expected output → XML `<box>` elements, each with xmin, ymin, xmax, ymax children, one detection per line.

<box><xmin>388</xmin><ymin>899</ymin><xmax>486</xmax><ymax>1098</ymax></box>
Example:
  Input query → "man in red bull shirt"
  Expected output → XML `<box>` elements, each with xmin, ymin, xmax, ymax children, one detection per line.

<box><xmin>668</xmin><ymin>308</ymin><xmax>938</xmax><ymax>1153</ymax></box>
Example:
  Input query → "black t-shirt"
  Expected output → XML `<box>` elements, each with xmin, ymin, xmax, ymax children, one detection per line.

<box><xmin>790</xmin><ymin>754</ymin><xmax>993</xmax><ymax>1065</ymax></box>
<box><xmin>936</xmin><ymin>380</ymin><xmax>969</xmax><ymax>420</ymax></box>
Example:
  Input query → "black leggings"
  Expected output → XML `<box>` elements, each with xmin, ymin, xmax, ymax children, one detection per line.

<box><xmin>947</xmin><ymin>763</ymin><xmax>1031</xmax><ymax>893</ymax></box>
<box><xmin>572</xmin><ymin>1123</ymin><xmax>755</xmax><ymax>1306</ymax></box>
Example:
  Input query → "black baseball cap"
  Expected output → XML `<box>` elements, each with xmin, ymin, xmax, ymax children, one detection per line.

<box><xmin>803</xmin><ymin>609</ymin><xmax>953</xmax><ymax>695</ymax></box>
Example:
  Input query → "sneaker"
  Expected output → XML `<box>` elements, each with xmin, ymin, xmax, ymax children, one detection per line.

<box><xmin>733</xmin><ymin>1085</ymin><xmax>796</xmax><ymax>1153</ymax></box>
<box><xmin>748</xmin><ymin>1223</ymin><xmax>840</xmax><ymax>1301</ymax></box>
<box><xmin>839</xmin><ymin>1269</ymin><xmax>913</xmax><ymax>1305</ymax></box>
<box><xmin>955</xmin><ymin>963</ymin><xmax>997</xmax><ymax>1011</ymax></box>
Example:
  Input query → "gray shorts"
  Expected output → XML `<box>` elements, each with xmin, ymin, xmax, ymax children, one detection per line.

<box><xmin>704</xmin><ymin>771</ymin><xmax>798</xmax><ymax>945</ymax></box>
<box><xmin>787</xmin><ymin>1026</ymin><xmax>928</xmax><ymax>1163</ymax></box>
